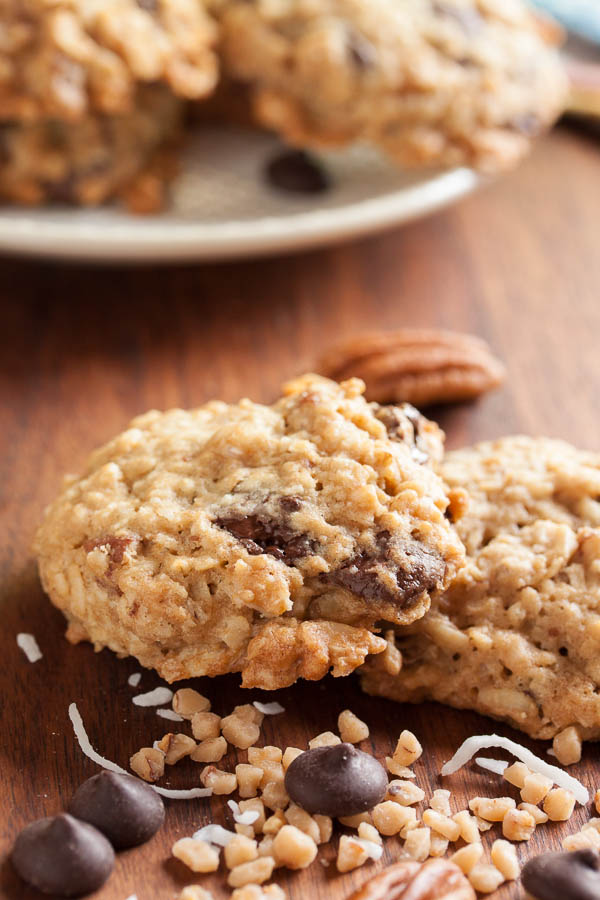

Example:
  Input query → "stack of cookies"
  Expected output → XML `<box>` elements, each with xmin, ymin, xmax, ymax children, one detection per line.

<box><xmin>35</xmin><ymin>368</ymin><xmax>600</xmax><ymax>755</ymax></box>
<box><xmin>1</xmin><ymin>0</ymin><xmax>568</xmax><ymax>209</ymax></box>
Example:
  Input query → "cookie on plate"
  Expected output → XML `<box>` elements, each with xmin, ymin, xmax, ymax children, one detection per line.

<box><xmin>34</xmin><ymin>375</ymin><xmax>465</xmax><ymax>689</ymax></box>
<box><xmin>0</xmin><ymin>88</ymin><xmax>181</xmax><ymax>207</ymax></box>
<box><xmin>213</xmin><ymin>0</ymin><xmax>568</xmax><ymax>172</ymax></box>
<box><xmin>0</xmin><ymin>0</ymin><xmax>218</xmax><ymax>121</ymax></box>
<box><xmin>361</xmin><ymin>436</ymin><xmax>600</xmax><ymax>740</ymax></box>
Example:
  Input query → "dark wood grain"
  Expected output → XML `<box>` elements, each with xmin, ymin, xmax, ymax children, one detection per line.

<box><xmin>1</xmin><ymin>126</ymin><xmax>599</xmax><ymax>900</ymax></box>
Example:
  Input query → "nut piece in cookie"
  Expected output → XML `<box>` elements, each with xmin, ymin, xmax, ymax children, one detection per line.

<box><xmin>35</xmin><ymin>375</ymin><xmax>464</xmax><ymax>689</ymax></box>
<box><xmin>215</xmin><ymin>0</ymin><xmax>567</xmax><ymax>173</ymax></box>
<box><xmin>362</xmin><ymin>435</ymin><xmax>600</xmax><ymax>743</ymax></box>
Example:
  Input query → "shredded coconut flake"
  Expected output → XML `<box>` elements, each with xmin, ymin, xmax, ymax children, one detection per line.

<box><xmin>353</xmin><ymin>838</ymin><xmax>383</xmax><ymax>861</ymax></box>
<box><xmin>17</xmin><ymin>633</ymin><xmax>42</xmax><ymax>663</ymax></box>
<box><xmin>441</xmin><ymin>734</ymin><xmax>589</xmax><ymax>805</ymax></box>
<box><xmin>154</xmin><ymin>786</ymin><xmax>212</xmax><ymax>800</ymax></box>
<box><xmin>132</xmin><ymin>687</ymin><xmax>173</xmax><ymax>707</ymax></box>
<box><xmin>193</xmin><ymin>824</ymin><xmax>236</xmax><ymax>846</ymax></box>
<box><xmin>125</xmin><ymin>895</ymin><xmax>138</xmax><ymax>900</ymax></box>
<box><xmin>127</xmin><ymin>673</ymin><xmax>141</xmax><ymax>687</ymax></box>
<box><xmin>228</xmin><ymin>799</ymin><xmax>260</xmax><ymax>826</ymax></box>
<box><xmin>476</xmin><ymin>757</ymin><xmax>509</xmax><ymax>775</ymax></box>
<box><xmin>253</xmin><ymin>700</ymin><xmax>285</xmax><ymax>715</ymax></box>
<box><xmin>157</xmin><ymin>708</ymin><xmax>184</xmax><ymax>722</ymax></box>
<box><xmin>69</xmin><ymin>703</ymin><xmax>129</xmax><ymax>775</ymax></box>
<box><xmin>547</xmin><ymin>748</ymin><xmax>557</xmax><ymax>758</ymax></box>
<box><xmin>69</xmin><ymin>702</ymin><xmax>211</xmax><ymax>801</ymax></box>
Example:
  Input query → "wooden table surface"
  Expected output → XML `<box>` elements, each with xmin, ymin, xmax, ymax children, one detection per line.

<box><xmin>1</xmin><ymin>126</ymin><xmax>599</xmax><ymax>900</ymax></box>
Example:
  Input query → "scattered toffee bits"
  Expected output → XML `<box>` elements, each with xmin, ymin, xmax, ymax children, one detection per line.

<box><xmin>265</xmin><ymin>149</ymin><xmax>331</xmax><ymax>195</ymax></box>
<box><xmin>12</xmin><ymin>813</ymin><xmax>114</xmax><ymax>896</ymax></box>
<box><xmin>284</xmin><ymin>743</ymin><xmax>387</xmax><ymax>818</ymax></box>
<box><xmin>69</xmin><ymin>771</ymin><xmax>165</xmax><ymax>849</ymax></box>
<box><xmin>522</xmin><ymin>849</ymin><xmax>600</xmax><ymax>900</ymax></box>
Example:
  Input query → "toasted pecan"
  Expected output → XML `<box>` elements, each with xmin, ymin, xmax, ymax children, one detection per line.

<box><xmin>318</xmin><ymin>329</ymin><xmax>505</xmax><ymax>408</ymax></box>
<box><xmin>346</xmin><ymin>858</ymin><xmax>475</xmax><ymax>900</ymax></box>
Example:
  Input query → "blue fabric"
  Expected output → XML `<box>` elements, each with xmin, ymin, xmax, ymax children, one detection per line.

<box><xmin>530</xmin><ymin>0</ymin><xmax>600</xmax><ymax>44</ymax></box>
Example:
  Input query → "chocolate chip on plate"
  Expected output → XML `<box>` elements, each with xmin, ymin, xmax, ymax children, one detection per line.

<box><xmin>265</xmin><ymin>149</ymin><xmax>331</xmax><ymax>195</ymax></box>
<box><xmin>522</xmin><ymin>849</ymin><xmax>600</xmax><ymax>900</ymax></box>
<box><xmin>284</xmin><ymin>743</ymin><xmax>387</xmax><ymax>817</ymax></box>
<box><xmin>12</xmin><ymin>813</ymin><xmax>114</xmax><ymax>897</ymax></box>
<box><xmin>69</xmin><ymin>771</ymin><xmax>165</xmax><ymax>849</ymax></box>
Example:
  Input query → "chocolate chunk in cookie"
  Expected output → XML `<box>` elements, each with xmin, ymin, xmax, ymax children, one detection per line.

<box><xmin>325</xmin><ymin>532</ymin><xmax>445</xmax><ymax>609</ymax></box>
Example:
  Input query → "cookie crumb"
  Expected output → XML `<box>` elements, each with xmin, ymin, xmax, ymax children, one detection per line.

<box><xmin>468</xmin><ymin>862</ymin><xmax>504</xmax><ymax>893</ymax></box>
<box><xmin>200</xmin><ymin>766</ymin><xmax>238</xmax><ymax>795</ymax></box>
<box><xmin>173</xmin><ymin>689</ymin><xmax>211</xmax><ymax>719</ymax></box>
<box><xmin>543</xmin><ymin>788</ymin><xmax>576</xmax><ymax>822</ymax></box>
<box><xmin>392</xmin><ymin>730</ymin><xmax>423</xmax><ymax>767</ymax></box>
<box><xmin>191</xmin><ymin>737</ymin><xmax>228</xmax><ymax>763</ymax></box>
<box><xmin>338</xmin><ymin>710</ymin><xmax>369</xmax><ymax>744</ymax></box>
<box><xmin>502</xmin><ymin>809</ymin><xmax>535</xmax><ymax>842</ymax></box>
<box><xmin>552</xmin><ymin>727</ymin><xmax>582</xmax><ymax>767</ymax></box>
<box><xmin>273</xmin><ymin>825</ymin><xmax>317</xmax><ymax>869</ymax></box>
<box><xmin>450</xmin><ymin>843</ymin><xmax>483</xmax><ymax>874</ymax></box>
<box><xmin>130</xmin><ymin>747</ymin><xmax>165</xmax><ymax>783</ymax></box>
<box><xmin>172</xmin><ymin>838</ymin><xmax>220</xmax><ymax>873</ymax></box>
<box><xmin>491</xmin><ymin>839</ymin><xmax>520</xmax><ymax>880</ymax></box>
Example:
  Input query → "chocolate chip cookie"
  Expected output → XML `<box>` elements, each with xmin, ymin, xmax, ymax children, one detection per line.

<box><xmin>34</xmin><ymin>375</ymin><xmax>465</xmax><ymax>689</ymax></box>
<box><xmin>0</xmin><ymin>87</ymin><xmax>181</xmax><ymax>207</ymax></box>
<box><xmin>362</xmin><ymin>436</ymin><xmax>600</xmax><ymax>740</ymax></box>
<box><xmin>213</xmin><ymin>0</ymin><xmax>567</xmax><ymax>172</ymax></box>
<box><xmin>0</xmin><ymin>0</ymin><xmax>218</xmax><ymax>121</ymax></box>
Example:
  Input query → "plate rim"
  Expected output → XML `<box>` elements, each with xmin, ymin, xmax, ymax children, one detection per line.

<box><xmin>0</xmin><ymin>167</ymin><xmax>480</xmax><ymax>263</ymax></box>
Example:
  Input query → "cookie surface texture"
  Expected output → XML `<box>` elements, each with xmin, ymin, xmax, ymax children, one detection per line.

<box><xmin>215</xmin><ymin>0</ymin><xmax>568</xmax><ymax>172</ymax></box>
<box><xmin>362</xmin><ymin>435</ymin><xmax>600</xmax><ymax>739</ymax></box>
<box><xmin>35</xmin><ymin>375</ymin><xmax>464</xmax><ymax>689</ymax></box>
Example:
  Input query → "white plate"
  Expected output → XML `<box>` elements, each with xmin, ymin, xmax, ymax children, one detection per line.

<box><xmin>0</xmin><ymin>126</ymin><xmax>480</xmax><ymax>263</ymax></box>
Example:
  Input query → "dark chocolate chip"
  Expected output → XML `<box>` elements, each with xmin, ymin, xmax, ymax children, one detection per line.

<box><xmin>522</xmin><ymin>849</ymin><xmax>600</xmax><ymax>900</ymax></box>
<box><xmin>323</xmin><ymin>532</ymin><xmax>444</xmax><ymax>608</ymax></box>
<box><xmin>69</xmin><ymin>771</ymin><xmax>165</xmax><ymax>849</ymax></box>
<box><xmin>265</xmin><ymin>150</ymin><xmax>331</xmax><ymax>195</ymax></box>
<box><xmin>216</xmin><ymin>513</ymin><xmax>314</xmax><ymax>563</ymax></box>
<box><xmin>284</xmin><ymin>743</ymin><xmax>387</xmax><ymax>817</ymax></box>
<box><xmin>510</xmin><ymin>113</ymin><xmax>541</xmax><ymax>137</ymax></box>
<box><xmin>12</xmin><ymin>813</ymin><xmax>114</xmax><ymax>897</ymax></box>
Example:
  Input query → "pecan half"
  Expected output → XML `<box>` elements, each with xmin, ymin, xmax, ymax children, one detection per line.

<box><xmin>346</xmin><ymin>858</ymin><xmax>475</xmax><ymax>900</ymax></box>
<box><xmin>317</xmin><ymin>329</ymin><xmax>505</xmax><ymax>408</ymax></box>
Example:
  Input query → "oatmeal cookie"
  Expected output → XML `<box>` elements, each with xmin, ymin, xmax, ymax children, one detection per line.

<box><xmin>213</xmin><ymin>0</ymin><xmax>567</xmax><ymax>172</ymax></box>
<box><xmin>34</xmin><ymin>375</ymin><xmax>465</xmax><ymax>689</ymax></box>
<box><xmin>0</xmin><ymin>0</ymin><xmax>218</xmax><ymax>121</ymax></box>
<box><xmin>362</xmin><ymin>436</ymin><xmax>600</xmax><ymax>741</ymax></box>
<box><xmin>0</xmin><ymin>87</ymin><xmax>181</xmax><ymax>207</ymax></box>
